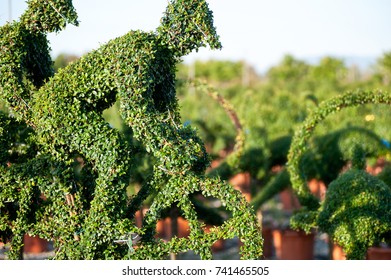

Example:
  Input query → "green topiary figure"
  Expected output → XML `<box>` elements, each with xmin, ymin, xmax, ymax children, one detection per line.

<box><xmin>0</xmin><ymin>0</ymin><xmax>80</xmax><ymax>259</ymax></box>
<box><xmin>0</xmin><ymin>0</ymin><xmax>78</xmax><ymax>120</ymax></box>
<box><xmin>318</xmin><ymin>153</ymin><xmax>391</xmax><ymax>259</ymax></box>
<box><xmin>287</xmin><ymin>89</ymin><xmax>391</xmax><ymax>259</ymax></box>
<box><xmin>288</xmin><ymin>89</ymin><xmax>391</xmax><ymax>211</ymax></box>
<box><xmin>0</xmin><ymin>0</ymin><xmax>262</xmax><ymax>259</ymax></box>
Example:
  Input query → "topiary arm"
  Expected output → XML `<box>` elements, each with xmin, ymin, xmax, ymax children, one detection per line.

<box><xmin>251</xmin><ymin>168</ymin><xmax>290</xmax><ymax>211</ymax></box>
<box><xmin>0</xmin><ymin>0</ymin><xmax>78</xmax><ymax>121</ymax></box>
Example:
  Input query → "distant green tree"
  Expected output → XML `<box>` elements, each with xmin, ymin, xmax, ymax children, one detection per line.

<box><xmin>53</xmin><ymin>53</ymin><xmax>79</xmax><ymax>72</ymax></box>
<box><xmin>194</xmin><ymin>60</ymin><xmax>244</xmax><ymax>82</ymax></box>
<box><xmin>266</xmin><ymin>54</ymin><xmax>310</xmax><ymax>92</ymax></box>
<box><xmin>378</xmin><ymin>52</ymin><xmax>391</xmax><ymax>85</ymax></box>
<box><xmin>309</xmin><ymin>57</ymin><xmax>347</xmax><ymax>93</ymax></box>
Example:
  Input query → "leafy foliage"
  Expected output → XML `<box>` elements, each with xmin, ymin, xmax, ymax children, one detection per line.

<box><xmin>287</xmin><ymin>89</ymin><xmax>391</xmax><ymax>259</ymax></box>
<box><xmin>318</xmin><ymin>168</ymin><xmax>391</xmax><ymax>259</ymax></box>
<box><xmin>300</xmin><ymin>126</ymin><xmax>389</xmax><ymax>184</ymax></box>
<box><xmin>0</xmin><ymin>0</ymin><xmax>263</xmax><ymax>260</ymax></box>
<box><xmin>288</xmin><ymin>89</ymin><xmax>391</xmax><ymax>210</ymax></box>
<box><xmin>178</xmin><ymin>51</ymin><xmax>391</xmax><ymax>217</ymax></box>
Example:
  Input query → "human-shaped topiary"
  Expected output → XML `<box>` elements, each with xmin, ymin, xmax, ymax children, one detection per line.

<box><xmin>0</xmin><ymin>0</ymin><xmax>263</xmax><ymax>259</ymax></box>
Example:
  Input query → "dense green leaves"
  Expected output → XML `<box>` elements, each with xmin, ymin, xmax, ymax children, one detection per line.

<box><xmin>287</xmin><ymin>89</ymin><xmax>391</xmax><ymax>259</ymax></box>
<box><xmin>157</xmin><ymin>0</ymin><xmax>222</xmax><ymax>57</ymax></box>
<box><xmin>0</xmin><ymin>0</ymin><xmax>262</xmax><ymax>260</ymax></box>
<box><xmin>318</xmin><ymin>169</ymin><xmax>391</xmax><ymax>259</ymax></box>
<box><xmin>288</xmin><ymin>89</ymin><xmax>391</xmax><ymax>211</ymax></box>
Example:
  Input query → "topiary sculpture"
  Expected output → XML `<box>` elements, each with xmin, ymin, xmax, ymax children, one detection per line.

<box><xmin>287</xmin><ymin>89</ymin><xmax>391</xmax><ymax>259</ymax></box>
<box><xmin>0</xmin><ymin>0</ymin><xmax>262</xmax><ymax>260</ymax></box>
<box><xmin>318</xmin><ymin>158</ymin><xmax>391</xmax><ymax>259</ymax></box>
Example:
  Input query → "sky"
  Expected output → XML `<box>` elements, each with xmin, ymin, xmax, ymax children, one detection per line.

<box><xmin>1</xmin><ymin>0</ymin><xmax>391</xmax><ymax>73</ymax></box>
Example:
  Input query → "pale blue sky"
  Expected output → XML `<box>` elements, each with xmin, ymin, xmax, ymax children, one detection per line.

<box><xmin>1</xmin><ymin>0</ymin><xmax>391</xmax><ymax>72</ymax></box>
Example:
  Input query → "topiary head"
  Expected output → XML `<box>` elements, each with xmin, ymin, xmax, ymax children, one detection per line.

<box><xmin>157</xmin><ymin>0</ymin><xmax>222</xmax><ymax>57</ymax></box>
<box><xmin>20</xmin><ymin>0</ymin><xmax>78</xmax><ymax>33</ymax></box>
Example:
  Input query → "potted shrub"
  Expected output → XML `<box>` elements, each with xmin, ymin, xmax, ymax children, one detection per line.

<box><xmin>272</xmin><ymin>227</ymin><xmax>315</xmax><ymax>260</ymax></box>
<box><xmin>365</xmin><ymin>164</ymin><xmax>391</xmax><ymax>259</ymax></box>
<box><xmin>329</xmin><ymin>162</ymin><xmax>391</xmax><ymax>260</ymax></box>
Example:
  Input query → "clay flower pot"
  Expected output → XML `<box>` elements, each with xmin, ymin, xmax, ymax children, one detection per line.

<box><xmin>278</xmin><ymin>188</ymin><xmax>301</xmax><ymax>210</ymax></box>
<box><xmin>23</xmin><ymin>234</ymin><xmax>50</xmax><ymax>254</ymax></box>
<box><xmin>366</xmin><ymin>246</ymin><xmax>391</xmax><ymax>260</ymax></box>
<box><xmin>272</xmin><ymin>229</ymin><xmax>315</xmax><ymax>260</ymax></box>
<box><xmin>308</xmin><ymin>179</ymin><xmax>327</xmax><ymax>201</ymax></box>
<box><xmin>229</xmin><ymin>172</ymin><xmax>252</xmax><ymax>202</ymax></box>
<box><xmin>331</xmin><ymin>243</ymin><xmax>346</xmax><ymax>260</ymax></box>
<box><xmin>332</xmin><ymin>244</ymin><xmax>391</xmax><ymax>260</ymax></box>
<box><xmin>261</xmin><ymin>226</ymin><xmax>274</xmax><ymax>259</ymax></box>
<box><xmin>156</xmin><ymin>217</ymin><xmax>190</xmax><ymax>240</ymax></box>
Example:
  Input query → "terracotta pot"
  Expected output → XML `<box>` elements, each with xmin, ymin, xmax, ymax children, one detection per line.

<box><xmin>157</xmin><ymin>217</ymin><xmax>190</xmax><ymax>240</ymax></box>
<box><xmin>157</xmin><ymin>217</ymin><xmax>172</xmax><ymax>240</ymax></box>
<box><xmin>279</xmin><ymin>189</ymin><xmax>301</xmax><ymax>210</ymax></box>
<box><xmin>308</xmin><ymin>179</ymin><xmax>327</xmax><ymax>201</ymax></box>
<box><xmin>331</xmin><ymin>244</ymin><xmax>391</xmax><ymax>260</ymax></box>
<box><xmin>331</xmin><ymin>244</ymin><xmax>346</xmax><ymax>260</ymax></box>
<box><xmin>156</xmin><ymin>219</ymin><xmax>166</xmax><ymax>239</ymax></box>
<box><xmin>209</xmin><ymin>159</ymin><xmax>223</xmax><ymax>169</ymax></box>
<box><xmin>229</xmin><ymin>172</ymin><xmax>252</xmax><ymax>202</ymax></box>
<box><xmin>134</xmin><ymin>207</ymin><xmax>150</xmax><ymax>228</ymax></box>
<box><xmin>23</xmin><ymin>234</ymin><xmax>50</xmax><ymax>254</ymax></box>
<box><xmin>366</xmin><ymin>246</ymin><xmax>391</xmax><ymax>260</ymax></box>
<box><xmin>177</xmin><ymin>217</ymin><xmax>190</xmax><ymax>238</ymax></box>
<box><xmin>211</xmin><ymin>239</ymin><xmax>225</xmax><ymax>252</ymax></box>
<box><xmin>272</xmin><ymin>229</ymin><xmax>314</xmax><ymax>260</ymax></box>
<box><xmin>262</xmin><ymin>226</ymin><xmax>274</xmax><ymax>259</ymax></box>
<box><xmin>366</xmin><ymin>157</ymin><xmax>387</xmax><ymax>175</ymax></box>
<box><xmin>134</xmin><ymin>210</ymin><xmax>143</xmax><ymax>228</ymax></box>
